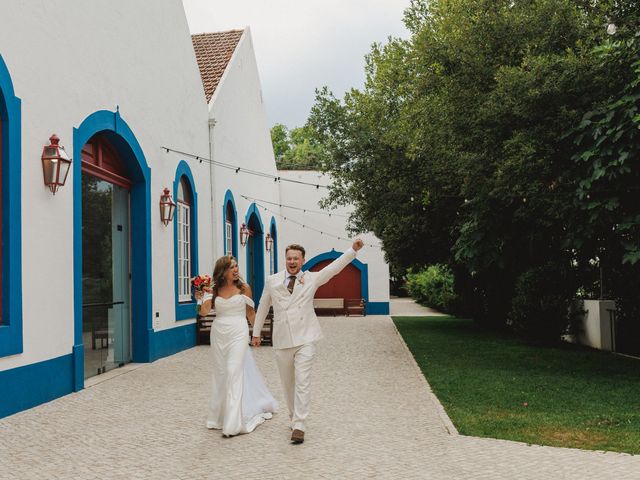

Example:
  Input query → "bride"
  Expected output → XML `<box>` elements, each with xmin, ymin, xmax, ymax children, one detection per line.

<box><xmin>197</xmin><ymin>255</ymin><xmax>277</xmax><ymax>437</ymax></box>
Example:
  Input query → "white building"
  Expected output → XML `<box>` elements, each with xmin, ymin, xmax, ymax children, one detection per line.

<box><xmin>0</xmin><ymin>0</ymin><xmax>389</xmax><ymax>419</ymax></box>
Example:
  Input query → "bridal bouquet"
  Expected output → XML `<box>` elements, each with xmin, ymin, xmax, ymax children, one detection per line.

<box><xmin>192</xmin><ymin>274</ymin><xmax>213</xmax><ymax>313</ymax></box>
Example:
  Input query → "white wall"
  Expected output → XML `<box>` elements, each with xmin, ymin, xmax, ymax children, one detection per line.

<box><xmin>208</xmin><ymin>28</ymin><xmax>282</xmax><ymax>275</ymax></box>
<box><xmin>0</xmin><ymin>0</ymin><xmax>210</xmax><ymax>369</ymax></box>
<box><xmin>577</xmin><ymin>300</ymin><xmax>616</xmax><ymax>351</ymax></box>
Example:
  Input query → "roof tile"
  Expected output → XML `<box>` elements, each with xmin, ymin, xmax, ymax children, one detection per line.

<box><xmin>191</xmin><ymin>29</ymin><xmax>244</xmax><ymax>103</ymax></box>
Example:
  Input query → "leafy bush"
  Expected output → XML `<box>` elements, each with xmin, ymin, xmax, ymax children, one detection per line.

<box><xmin>406</xmin><ymin>264</ymin><xmax>458</xmax><ymax>313</ymax></box>
<box><xmin>508</xmin><ymin>262</ymin><xmax>577</xmax><ymax>343</ymax></box>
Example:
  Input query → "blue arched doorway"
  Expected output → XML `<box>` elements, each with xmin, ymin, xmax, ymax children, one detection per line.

<box><xmin>303</xmin><ymin>250</ymin><xmax>370</xmax><ymax>312</ymax></box>
<box><xmin>245</xmin><ymin>204</ymin><xmax>264</xmax><ymax>303</ymax></box>
<box><xmin>0</xmin><ymin>54</ymin><xmax>22</xmax><ymax>358</ymax></box>
<box><xmin>73</xmin><ymin>110</ymin><xmax>151</xmax><ymax>391</ymax></box>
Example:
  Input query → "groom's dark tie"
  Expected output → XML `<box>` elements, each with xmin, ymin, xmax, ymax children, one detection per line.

<box><xmin>287</xmin><ymin>275</ymin><xmax>296</xmax><ymax>294</ymax></box>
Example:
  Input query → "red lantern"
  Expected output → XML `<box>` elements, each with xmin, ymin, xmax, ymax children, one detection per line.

<box><xmin>159</xmin><ymin>187</ymin><xmax>176</xmax><ymax>226</ymax></box>
<box><xmin>41</xmin><ymin>134</ymin><xmax>72</xmax><ymax>195</ymax></box>
<box><xmin>240</xmin><ymin>223</ymin><xmax>250</xmax><ymax>246</ymax></box>
<box><xmin>265</xmin><ymin>233</ymin><xmax>273</xmax><ymax>252</ymax></box>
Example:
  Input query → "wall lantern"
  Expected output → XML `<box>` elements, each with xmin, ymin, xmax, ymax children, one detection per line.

<box><xmin>265</xmin><ymin>233</ymin><xmax>273</xmax><ymax>252</ymax></box>
<box><xmin>240</xmin><ymin>223</ymin><xmax>250</xmax><ymax>246</ymax></box>
<box><xmin>159</xmin><ymin>187</ymin><xmax>176</xmax><ymax>226</ymax></box>
<box><xmin>41</xmin><ymin>134</ymin><xmax>72</xmax><ymax>195</ymax></box>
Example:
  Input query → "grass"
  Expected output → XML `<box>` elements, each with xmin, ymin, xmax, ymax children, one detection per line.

<box><xmin>393</xmin><ymin>316</ymin><xmax>640</xmax><ymax>454</ymax></box>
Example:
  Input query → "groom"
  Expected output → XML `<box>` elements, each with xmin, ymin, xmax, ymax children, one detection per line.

<box><xmin>252</xmin><ymin>238</ymin><xmax>364</xmax><ymax>444</ymax></box>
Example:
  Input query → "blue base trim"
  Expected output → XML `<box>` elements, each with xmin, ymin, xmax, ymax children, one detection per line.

<box><xmin>72</xmin><ymin>344</ymin><xmax>84</xmax><ymax>392</ymax></box>
<box><xmin>149</xmin><ymin>323</ymin><xmax>196</xmax><ymax>361</ymax></box>
<box><xmin>366</xmin><ymin>302</ymin><xmax>390</xmax><ymax>315</ymax></box>
<box><xmin>1</xmin><ymin>324</ymin><xmax>199</xmax><ymax>418</ymax></box>
<box><xmin>176</xmin><ymin>302</ymin><xmax>197</xmax><ymax>321</ymax></box>
<box><xmin>0</xmin><ymin>354</ymin><xmax>74</xmax><ymax>419</ymax></box>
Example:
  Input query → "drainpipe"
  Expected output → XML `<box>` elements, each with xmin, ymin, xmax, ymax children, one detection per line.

<box><xmin>208</xmin><ymin>117</ymin><xmax>218</xmax><ymax>261</ymax></box>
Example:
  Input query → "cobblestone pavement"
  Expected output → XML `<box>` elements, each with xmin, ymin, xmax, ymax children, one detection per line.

<box><xmin>1</xmin><ymin>309</ymin><xmax>639</xmax><ymax>479</ymax></box>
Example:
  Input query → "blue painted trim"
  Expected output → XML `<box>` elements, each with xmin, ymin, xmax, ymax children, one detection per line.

<box><xmin>303</xmin><ymin>250</ymin><xmax>372</xmax><ymax>311</ymax></box>
<box><xmin>222</xmin><ymin>189</ymin><xmax>238</xmax><ymax>258</ymax></box>
<box><xmin>367</xmin><ymin>302</ymin><xmax>390</xmax><ymax>315</ymax></box>
<box><xmin>148</xmin><ymin>322</ymin><xmax>196</xmax><ymax>362</ymax></box>
<box><xmin>0</xmin><ymin>354</ymin><xmax>74</xmax><ymax>419</ymax></box>
<box><xmin>269</xmin><ymin>217</ymin><xmax>278</xmax><ymax>274</ymax></box>
<box><xmin>173</xmin><ymin>161</ymin><xmax>198</xmax><ymax>321</ymax></box>
<box><xmin>73</xmin><ymin>109</ymin><xmax>152</xmax><ymax>391</ymax></box>
<box><xmin>0</xmin><ymin>55</ymin><xmax>23</xmax><ymax>358</ymax></box>
<box><xmin>245</xmin><ymin>204</ymin><xmax>265</xmax><ymax>303</ymax></box>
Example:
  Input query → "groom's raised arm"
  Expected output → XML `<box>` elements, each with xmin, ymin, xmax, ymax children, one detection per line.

<box><xmin>252</xmin><ymin>284</ymin><xmax>272</xmax><ymax>346</ymax></box>
<box><xmin>315</xmin><ymin>239</ymin><xmax>364</xmax><ymax>287</ymax></box>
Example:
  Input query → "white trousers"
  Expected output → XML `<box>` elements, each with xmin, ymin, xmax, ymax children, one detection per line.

<box><xmin>274</xmin><ymin>342</ymin><xmax>316</xmax><ymax>432</ymax></box>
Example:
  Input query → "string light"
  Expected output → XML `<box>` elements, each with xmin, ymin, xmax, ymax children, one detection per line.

<box><xmin>161</xmin><ymin>146</ymin><xmax>330</xmax><ymax>189</ymax></box>
<box><xmin>240</xmin><ymin>194</ymin><xmax>349</xmax><ymax>219</ymax></box>
<box><xmin>250</xmin><ymin>199</ymin><xmax>382</xmax><ymax>249</ymax></box>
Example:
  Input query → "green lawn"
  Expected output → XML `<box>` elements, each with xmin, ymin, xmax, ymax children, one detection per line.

<box><xmin>394</xmin><ymin>316</ymin><xmax>640</xmax><ymax>454</ymax></box>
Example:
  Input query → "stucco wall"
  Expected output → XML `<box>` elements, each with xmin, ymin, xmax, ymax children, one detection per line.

<box><xmin>208</xmin><ymin>28</ymin><xmax>282</xmax><ymax>277</ymax></box>
<box><xmin>0</xmin><ymin>0</ymin><xmax>210</xmax><ymax>370</ymax></box>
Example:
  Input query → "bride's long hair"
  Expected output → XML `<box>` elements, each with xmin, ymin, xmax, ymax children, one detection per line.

<box><xmin>211</xmin><ymin>255</ymin><xmax>246</xmax><ymax>298</ymax></box>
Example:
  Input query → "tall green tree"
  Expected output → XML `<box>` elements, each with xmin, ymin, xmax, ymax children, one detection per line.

<box><xmin>568</xmin><ymin>10</ymin><xmax>640</xmax><ymax>351</ymax></box>
<box><xmin>308</xmin><ymin>0</ymin><xmax>631</xmax><ymax>339</ymax></box>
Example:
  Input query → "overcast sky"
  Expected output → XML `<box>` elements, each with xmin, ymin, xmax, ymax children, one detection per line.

<box><xmin>182</xmin><ymin>0</ymin><xmax>410</xmax><ymax>129</ymax></box>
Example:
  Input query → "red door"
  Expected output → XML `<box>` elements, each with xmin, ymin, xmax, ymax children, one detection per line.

<box><xmin>310</xmin><ymin>260</ymin><xmax>361</xmax><ymax>299</ymax></box>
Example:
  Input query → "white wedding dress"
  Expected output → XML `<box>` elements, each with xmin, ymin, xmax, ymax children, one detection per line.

<box><xmin>206</xmin><ymin>294</ymin><xmax>277</xmax><ymax>436</ymax></box>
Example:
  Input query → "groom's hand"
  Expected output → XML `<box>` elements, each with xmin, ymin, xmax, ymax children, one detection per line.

<box><xmin>352</xmin><ymin>238</ymin><xmax>364</xmax><ymax>251</ymax></box>
<box><xmin>251</xmin><ymin>336</ymin><xmax>261</xmax><ymax>347</ymax></box>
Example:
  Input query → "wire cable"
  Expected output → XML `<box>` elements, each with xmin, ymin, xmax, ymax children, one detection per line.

<box><xmin>240</xmin><ymin>194</ymin><xmax>350</xmax><ymax>218</ymax></box>
<box><xmin>161</xmin><ymin>146</ymin><xmax>330</xmax><ymax>190</ymax></box>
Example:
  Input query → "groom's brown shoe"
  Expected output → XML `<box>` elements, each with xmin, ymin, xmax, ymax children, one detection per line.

<box><xmin>291</xmin><ymin>429</ymin><xmax>305</xmax><ymax>444</ymax></box>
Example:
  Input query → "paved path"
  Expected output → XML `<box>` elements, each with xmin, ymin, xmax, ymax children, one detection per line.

<box><xmin>1</xmin><ymin>304</ymin><xmax>639</xmax><ymax>479</ymax></box>
<box><xmin>389</xmin><ymin>296</ymin><xmax>448</xmax><ymax>316</ymax></box>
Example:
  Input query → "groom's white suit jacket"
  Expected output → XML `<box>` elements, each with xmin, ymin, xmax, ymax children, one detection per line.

<box><xmin>253</xmin><ymin>248</ymin><xmax>357</xmax><ymax>349</ymax></box>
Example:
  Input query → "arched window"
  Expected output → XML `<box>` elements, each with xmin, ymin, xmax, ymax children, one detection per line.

<box><xmin>222</xmin><ymin>190</ymin><xmax>237</xmax><ymax>258</ymax></box>
<box><xmin>177</xmin><ymin>177</ymin><xmax>192</xmax><ymax>302</ymax></box>
<box><xmin>269</xmin><ymin>219</ymin><xmax>278</xmax><ymax>275</ymax></box>
<box><xmin>225</xmin><ymin>202</ymin><xmax>234</xmax><ymax>257</ymax></box>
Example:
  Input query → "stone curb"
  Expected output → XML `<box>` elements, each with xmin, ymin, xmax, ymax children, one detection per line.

<box><xmin>389</xmin><ymin>315</ymin><xmax>459</xmax><ymax>436</ymax></box>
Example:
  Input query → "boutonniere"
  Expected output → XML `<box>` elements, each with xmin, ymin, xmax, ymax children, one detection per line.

<box><xmin>298</xmin><ymin>274</ymin><xmax>305</xmax><ymax>285</ymax></box>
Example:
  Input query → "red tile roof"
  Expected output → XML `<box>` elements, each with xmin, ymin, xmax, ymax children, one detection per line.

<box><xmin>191</xmin><ymin>29</ymin><xmax>244</xmax><ymax>103</ymax></box>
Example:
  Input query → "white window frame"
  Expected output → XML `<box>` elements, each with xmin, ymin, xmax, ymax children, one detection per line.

<box><xmin>177</xmin><ymin>200</ymin><xmax>191</xmax><ymax>302</ymax></box>
<box><xmin>225</xmin><ymin>220</ymin><xmax>233</xmax><ymax>257</ymax></box>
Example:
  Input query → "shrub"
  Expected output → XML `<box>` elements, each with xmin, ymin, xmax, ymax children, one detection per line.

<box><xmin>406</xmin><ymin>264</ymin><xmax>458</xmax><ymax>313</ymax></box>
<box><xmin>508</xmin><ymin>262</ymin><xmax>577</xmax><ymax>343</ymax></box>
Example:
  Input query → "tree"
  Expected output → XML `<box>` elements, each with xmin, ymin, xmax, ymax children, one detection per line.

<box><xmin>270</xmin><ymin>124</ymin><xmax>327</xmax><ymax>170</ymax></box>
<box><xmin>308</xmin><ymin>0</ymin><xmax>624</xmax><ymax>339</ymax></box>
<box><xmin>271</xmin><ymin>123</ymin><xmax>291</xmax><ymax>161</ymax></box>
<box><xmin>568</xmin><ymin>12</ymin><xmax>640</xmax><ymax>353</ymax></box>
